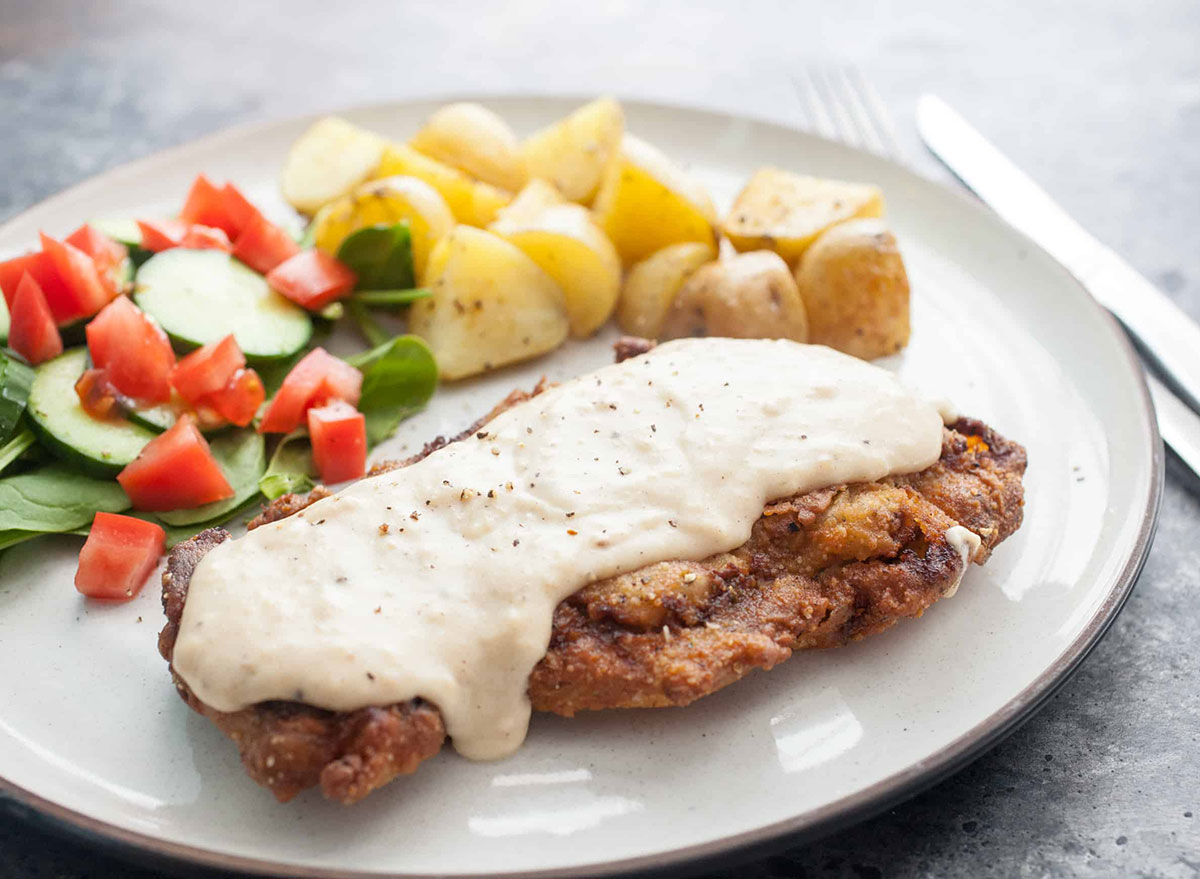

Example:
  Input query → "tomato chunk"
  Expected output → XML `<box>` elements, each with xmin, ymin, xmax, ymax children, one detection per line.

<box><xmin>233</xmin><ymin>211</ymin><xmax>301</xmax><ymax>274</ymax></box>
<box><xmin>308</xmin><ymin>400</ymin><xmax>367</xmax><ymax>484</ymax></box>
<box><xmin>0</xmin><ymin>252</ymin><xmax>72</xmax><ymax>317</ymax></box>
<box><xmin>65</xmin><ymin>224</ymin><xmax>129</xmax><ymax>296</ymax></box>
<box><xmin>180</xmin><ymin>224</ymin><xmax>233</xmax><ymax>253</ymax></box>
<box><xmin>38</xmin><ymin>232</ymin><xmax>112</xmax><ymax>322</ymax></box>
<box><xmin>86</xmin><ymin>297</ymin><xmax>176</xmax><ymax>404</ymax></box>
<box><xmin>180</xmin><ymin>174</ymin><xmax>239</xmax><ymax>239</ymax></box>
<box><xmin>8</xmin><ymin>272</ymin><xmax>63</xmax><ymax>365</ymax></box>
<box><xmin>117</xmin><ymin>414</ymin><xmax>234</xmax><ymax>511</ymax></box>
<box><xmin>205</xmin><ymin>368</ymin><xmax>265</xmax><ymax>427</ymax></box>
<box><xmin>74</xmin><ymin>513</ymin><xmax>166</xmax><ymax>600</ymax></box>
<box><xmin>220</xmin><ymin>182</ymin><xmax>261</xmax><ymax>235</ymax></box>
<box><xmin>137</xmin><ymin>219</ymin><xmax>189</xmax><ymax>253</ymax></box>
<box><xmin>171</xmin><ymin>335</ymin><xmax>244</xmax><ymax>404</ymax></box>
<box><xmin>267</xmin><ymin>250</ymin><xmax>357</xmax><ymax>310</ymax></box>
<box><xmin>258</xmin><ymin>348</ymin><xmax>362</xmax><ymax>434</ymax></box>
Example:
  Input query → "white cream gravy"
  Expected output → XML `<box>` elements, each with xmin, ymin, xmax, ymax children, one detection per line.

<box><xmin>174</xmin><ymin>338</ymin><xmax>962</xmax><ymax>760</ymax></box>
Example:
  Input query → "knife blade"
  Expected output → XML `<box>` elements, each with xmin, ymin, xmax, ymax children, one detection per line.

<box><xmin>917</xmin><ymin>94</ymin><xmax>1200</xmax><ymax>414</ymax></box>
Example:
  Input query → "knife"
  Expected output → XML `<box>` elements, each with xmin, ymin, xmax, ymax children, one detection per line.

<box><xmin>918</xmin><ymin>94</ymin><xmax>1200</xmax><ymax>476</ymax></box>
<box><xmin>917</xmin><ymin>94</ymin><xmax>1200</xmax><ymax>414</ymax></box>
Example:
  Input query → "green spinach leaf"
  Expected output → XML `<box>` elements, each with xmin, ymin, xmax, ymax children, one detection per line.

<box><xmin>154</xmin><ymin>429</ymin><xmax>265</xmax><ymax>526</ymax></box>
<box><xmin>0</xmin><ymin>464</ymin><xmax>131</xmax><ymax>532</ymax></box>
<box><xmin>336</xmin><ymin>223</ymin><xmax>416</xmax><ymax>291</ymax></box>
<box><xmin>259</xmin><ymin>429</ymin><xmax>315</xmax><ymax>500</ymax></box>
<box><xmin>0</xmin><ymin>349</ymin><xmax>35</xmax><ymax>443</ymax></box>
<box><xmin>350</xmin><ymin>288</ymin><xmax>431</xmax><ymax>307</ymax></box>
<box><xmin>348</xmin><ymin>335</ymin><xmax>437</xmax><ymax>446</ymax></box>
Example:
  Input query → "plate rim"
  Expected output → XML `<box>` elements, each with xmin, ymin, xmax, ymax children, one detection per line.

<box><xmin>0</xmin><ymin>93</ymin><xmax>1165</xmax><ymax>879</ymax></box>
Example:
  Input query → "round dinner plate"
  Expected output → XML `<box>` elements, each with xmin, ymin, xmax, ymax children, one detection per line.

<box><xmin>0</xmin><ymin>97</ymin><xmax>1161</xmax><ymax>878</ymax></box>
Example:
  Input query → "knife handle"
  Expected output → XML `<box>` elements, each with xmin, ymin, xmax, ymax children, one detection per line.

<box><xmin>1081</xmin><ymin>249</ymin><xmax>1200</xmax><ymax>413</ymax></box>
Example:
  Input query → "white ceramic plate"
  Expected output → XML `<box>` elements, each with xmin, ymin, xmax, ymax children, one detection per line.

<box><xmin>0</xmin><ymin>98</ymin><xmax>1160</xmax><ymax>878</ymax></box>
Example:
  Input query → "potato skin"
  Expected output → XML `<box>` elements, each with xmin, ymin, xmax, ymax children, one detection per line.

<box><xmin>522</xmin><ymin>97</ymin><xmax>624</xmax><ymax>204</ymax></box>
<box><xmin>660</xmin><ymin>250</ymin><xmax>808</xmax><ymax>342</ymax></box>
<box><xmin>616</xmin><ymin>241</ymin><xmax>716</xmax><ymax>338</ymax></box>
<box><xmin>793</xmin><ymin>219</ymin><xmax>910</xmax><ymax>360</ymax></box>
<box><xmin>410</xmin><ymin>102</ymin><xmax>527</xmax><ymax>192</ymax></box>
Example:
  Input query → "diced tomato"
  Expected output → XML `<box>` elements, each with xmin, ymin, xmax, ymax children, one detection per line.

<box><xmin>75</xmin><ymin>512</ymin><xmax>166</xmax><ymax>600</ymax></box>
<box><xmin>171</xmin><ymin>334</ymin><xmax>244</xmax><ymax>404</ymax></box>
<box><xmin>74</xmin><ymin>513</ymin><xmax>166</xmax><ymax>600</ymax></box>
<box><xmin>180</xmin><ymin>174</ymin><xmax>239</xmax><ymax>238</ymax></box>
<box><xmin>180</xmin><ymin>224</ymin><xmax>233</xmax><ymax>253</ymax></box>
<box><xmin>8</xmin><ymin>272</ymin><xmax>63</xmax><ymax>365</ymax></box>
<box><xmin>137</xmin><ymin>219</ymin><xmax>189</xmax><ymax>252</ymax></box>
<box><xmin>86</xmin><ymin>297</ymin><xmax>175</xmax><ymax>403</ymax></box>
<box><xmin>308</xmin><ymin>400</ymin><xmax>367</xmax><ymax>484</ymax></box>
<box><xmin>117</xmin><ymin>415</ymin><xmax>234</xmax><ymax>511</ymax></box>
<box><xmin>65</xmin><ymin>224</ymin><xmax>129</xmax><ymax>296</ymax></box>
<box><xmin>205</xmin><ymin>368</ymin><xmax>264</xmax><ymax>427</ymax></box>
<box><xmin>220</xmin><ymin>182</ymin><xmax>261</xmax><ymax>236</ymax></box>
<box><xmin>0</xmin><ymin>251</ymin><xmax>73</xmax><ymax>319</ymax></box>
<box><xmin>267</xmin><ymin>250</ymin><xmax>357</xmax><ymax>311</ymax></box>
<box><xmin>232</xmin><ymin>211</ymin><xmax>300</xmax><ymax>274</ymax></box>
<box><xmin>258</xmin><ymin>347</ymin><xmax>362</xmax><ymax>434</ymax></box>
<box><xmin>38</xmin><ymin>232</ymin><xmax>112</xmax><ymax>322</ymax></box>
<box><xmin>74</xmin><ymin>368</ymin><xmax>123</xmax><ymax>420</ymax></box>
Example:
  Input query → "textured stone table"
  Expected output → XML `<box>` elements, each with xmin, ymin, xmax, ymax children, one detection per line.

<box><xmin>1</xmin><ymin>1</ymin><xmax>1197</xmax><ymax>876</ymax></box>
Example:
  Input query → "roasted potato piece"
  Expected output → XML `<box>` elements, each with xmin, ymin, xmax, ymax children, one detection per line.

<box><xmin>491</xmin><ymin>179</ymin><xmax>566</xmax><ymax>228</ymax></box>
<box><xmin>522</xmin><ymin>98</ymin><xmax>624</xmax><ymax>204</ymax></box>
<box><xmin>794</xmin><ymin>219</ymin><xmax>910</xmax><ymax>359</ymax></box>
<box><xmin>311</xmin><ymin>176</ymin><xmax>454</xmax><ymax>281</ymax></box>
<box><xmin>723</xmin><ymin>168</ymin><xmax>883</xmax><ymax>264</ymax></box>
<box><xmin>616</xmin><ymin>241</ymin><xmax>716</xmax><ymax>338</ymax></box>
<box><xmin>409</xmin><ymin>227</ymin><xmax>568</xmax><ymax>380</ymax></box>
<box><xmin>410</xmin><ymin>103</ymin><xmax>527</xmax><ymax>192</ymax></box>
<box><xmin>592</xmin><ymin>134</ymin><xmax>718</xmax><ymax>267</ymax></box>
<box><xmin>660</xmin><ymin>250</ymin><xmax>808</xmax><ymax>342</ymax></box>
<box><xmin>281</xmin><ymin>117</ymin><xmax>387</xmax><ymax>215</ymax></box>
<box><xmin>375</xmin><ymin>144</ymin><xmax>511</xmax><ymax>227</ymax></box>
<box><xmin>492</xmin><ymin>203</ymin><xmax>621</xmax><ymax>338</ymax></box>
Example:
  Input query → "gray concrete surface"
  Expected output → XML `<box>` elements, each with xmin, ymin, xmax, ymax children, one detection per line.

<box><xmin>1</xmin><ymin>0</ymin><xmax>1198</xmax><ymax>876</ymax></box>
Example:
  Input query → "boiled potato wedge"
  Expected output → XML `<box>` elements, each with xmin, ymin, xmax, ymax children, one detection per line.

<box><xmin>311</xmin><ymin>176</ymin><xmax>454</xmax><ymax>282</ymax></box>
<box><xmin>491</xmin><ymin>179</ymin><xmax>566</xmax><ymax>228</ymax></box>
<box><xmin>794</xmin><ymin>219</ymin><xmax>910</xmax><ymax>359</ymax></box>
<box><xmin>593</xmin><ymin>134</ymin><xmax>718</xmax><ymax>267</ymax></box>
<box><xmin>410</xmin><ymin>102</ymin><xmax>527</xmax><ymax>192</ymax></box>
<box><xmin>376</xmin><ymin>143</ymin><xmax>512</xmax><ymax>227</ymax></box>
<box><xmin>522</xmin><ymin>97</ymin><xmax>624</xmax><ymax>204</ymax></box>
<box><xmin>492</xmin><ymin>203</ymin><xmax>621</xmax><ymax>338</ymax></box>
<box><xmin>723</xmin><ymin>168</ymin><xmax>884</xmax><ymax>264</ymax></box>
<box><xmin>617</xmin><ymin>241</ymin><xmax>716</xmax><ymax>338</ymax></box>
<box><xmin>409</xmin><ymin>227</ymin><xmax>568</xmax><ymax>380</ymax></box>
<box><xmin>660</xmin><ymin>250</ymin><xmax>808</xmax><ymax>342</ymax></box>
<box><xmin>281</xmin><ymin>117</ymin><xmax>387</xmax><ymax>215</ymax></box>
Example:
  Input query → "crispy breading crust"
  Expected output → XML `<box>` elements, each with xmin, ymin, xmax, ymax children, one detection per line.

<box><xmin>161</xmin><ymin>370</ymin><xmax>1025</xmax><ymax>804</ymax></box>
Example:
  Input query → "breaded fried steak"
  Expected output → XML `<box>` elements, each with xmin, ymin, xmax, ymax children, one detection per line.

<box><xmin>159</xmin><ymin>365</ymin><xmax>1025</xmax><ymax>804</ymax></box>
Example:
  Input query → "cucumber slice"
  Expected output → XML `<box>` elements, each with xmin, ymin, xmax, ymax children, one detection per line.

<box><xmin>126</xmin><ymin>399</ymin><xmax>228</xmax><ymax>435</ymax></box>
<box><xmin>134</xmin><ymin>249</ymin><xmax>313</xmax><ymax>364</ymax></box>
<box><xmin>27</xmin><ymin>348</ymin><xmax>156</xmax><ymax>477</ymax></box>
<box><xmin>90</xmin><ymin>218</ymin><xmax>153</xmax><ymax>268</ymax></box>
<box><xmin>0</xmin><ymin>296</ymin><xmax>8</xmax><ymax>343</ymax></box>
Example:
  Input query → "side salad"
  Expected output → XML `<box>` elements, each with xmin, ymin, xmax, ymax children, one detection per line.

<box><xmin>0</xmin><ymin>174</ymin><xmax>437</xmax><ymax>600</ymax></box>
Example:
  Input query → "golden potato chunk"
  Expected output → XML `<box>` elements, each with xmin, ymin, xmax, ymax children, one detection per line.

<box><xmin>522</xmin><ymin>97</ymin><xmax>625</xmax><ymax>204</ymax></box>
<box><xmin>723</xmin><ymin>168</ymin><xmax>883</xmax><ymax>264</ymax></box>
<box><xmin>409</xmin><ymin>227</ymin><xmax>568</xmax><ymax>380</ymax></box>
<box><xmin>660</xmin><ymin>250</ymin><xmax>808</xmax><ymax>342</ymax></box>
<box><xmin>410</xmin><ymin>103</ymin><xmax>527</xmax><ymax>192</ymax></box>
<box><xmin>491</xmin><ymin>203</ymin><xmax>621</xmax><ymax>338</ymax></box>
<box><xmin>793</xmin><ymin>219</ymin><xmax>910</xmax><ymax>360</ymax></box>
<box><xmin>280</xmin><ymin>117</ymin><xmax>387</xmax><ymax>215</ymax></box>
<box><xmin>616</xmin><ymin>241</ymin><xmax>716</xmax><ymax>338</ymax></box>
<box><xmin>311</xmin><ymin>176</ymin><xmax>454</xmax><ymax>282</ymax></box>
<box><xmin>491</xmin><ymin>179</ymin><xmax>566</xmax><ymax>228</ymax></box>
<box><xmin>592</xmin><ymin>134</ymin><xmax>718</xmax><ymax>267</ymax></box>
<box><xmin>375</xmin><ymin>144</ymin><xmax>511</xmax><ymax>227</ymax></box>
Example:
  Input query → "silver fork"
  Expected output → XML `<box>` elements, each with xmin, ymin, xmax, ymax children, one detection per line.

<box><xmin>792</xmin><ymin>67</ymin><xmax>1200</xmax><ymax>479</ymax></box>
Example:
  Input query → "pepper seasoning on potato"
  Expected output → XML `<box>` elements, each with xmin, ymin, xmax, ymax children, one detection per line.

<box><xmin>793</xmin><ymin>219</ymin><xmax>910</xmax><ymax>359</ymax></box>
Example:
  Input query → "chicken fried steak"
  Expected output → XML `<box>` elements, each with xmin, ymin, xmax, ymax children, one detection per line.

<box><xmin>160</xmin><ymin>372</ymin><xmax>1024</xmax><ymax>805</ymax></box>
